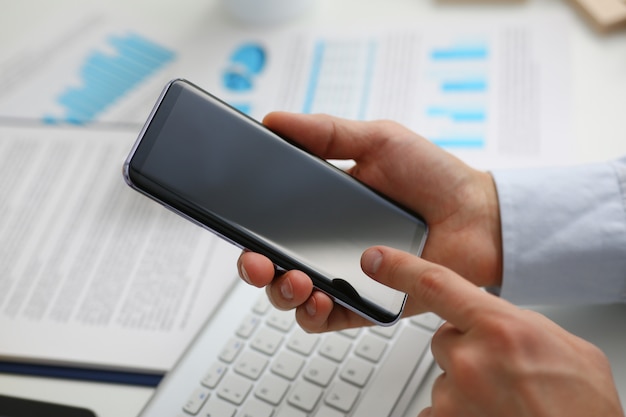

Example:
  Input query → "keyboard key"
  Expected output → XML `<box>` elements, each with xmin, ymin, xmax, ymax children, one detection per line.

<box><xmin>370</xmin><ymin>324</ymin><xmax>399</xmax><ymax>339</ymax></box>
<box><xmin>252</xmin><ymin>296</ymin><xmax>271</xmax><ymax>315</ymax></box>
<box><xmin>234</xmin><ymin>351</ymin><xmax>268</xmax><ymax>380</ymax></box>
<box><xmin>303</xmin><ymin>357</ymin><xmax>337</xmax><ymax>387</ymax></box>
<box><xmin>339</xmin><ymin>328</ymin><xmax>362</xmax><ymax>339</ymax></box>
<box><xmin>288</xmin><ymin>381</ymin><xmax>323</xmax><ymax>412</ymax></box>
<box><xmin>266</xmin><ymin>310</ymin><xmax>295</xmax><ymax>332</ymax></box>
<box><xmin>216</xmin><ymin>374</ymin><xmax>252</xmax><ymax>405</ymax></box>
<box><xmin>355</xmin><ymin>334</ymin><xmax>387</xmax><ymax>363</ymax></box>
<box><xmin>319</xmin><ymin>334</ymin><xmax>352</xmax><ymax>362</ymax></box>
<box><xmin>275</xmin><ymin>405</ymin><xmax>307</xmax><ymax>417</ymax></box>
<box><xmin>236</xmin><ymin>314</ymin><xmax>261</xmax><ymax>339</ymax></box>
<box><xmin>202</xmin><ymin>397</ymin><xmax>236</xmax><ymax>417</ymax></box>
<box><xmin>411</xmin><ymin>312</ymin><xmax>443</xmax><ymax>331</ymax></box>
<box><xmin>219</xmin><ymin>338</ymin><xmax>244</xmax><ymax>363</ymax></box>
<box><xmin>251</xmin><ymin>327</ymin><xmax>284</xmax><ymax>356</ymax></box>
<box><xmin>325</xmin><ymin>381</ymin><xmax>360</xmax><ymax>412</ymax></box>
<box><xmin>340</xmin><ymin>357</ymin><xmax>373</xmax><ymax>387</ymax></box>
<box><xmin>238</xmin><ymin>398</ymin><xmax>274</xmax><ymax>417</ymax></box>
<box><xmin>255</xmin><ymin>374</ymin><xmax>290</xmax><ymax>405</ymax></box>
<box><xmin>183</xmin><ymin>387</ymin><xmax>210</xmax><ymax>415</ymax></box>
<box><xmin>271</xmin><ymin>351</ymin><xmax>305</xmax><ymax>380</ymax></box>
<box><xmin>201</xmin><ymin>362</ymin><xmax>227</xmax><ymax>389</ymax></box>
<box><xmin>313</xmin><ymin>405</ymin><xmax>346</xmax><ymax>417</ymax></box>
<box><xmin>287</xmin><ymin>329</ymin><xmax>320</xmax><ymax>356</ymax></box>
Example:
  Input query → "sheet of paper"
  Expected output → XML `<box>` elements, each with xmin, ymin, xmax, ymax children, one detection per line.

<box><xmin>180</xmin><ymin>16</ymin><xmax>573</xmax><ymax>169</ymax></box>
<box><xmin>0</xmin><ymin>125</ymin><xmax>241</xmax><ymax>373</ymax></box>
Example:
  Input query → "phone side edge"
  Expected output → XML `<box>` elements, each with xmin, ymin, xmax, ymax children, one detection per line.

<box><xmin>122</xmin><ymin>78</ymin><xmax>186</xmax><ymax>187</ymax></box>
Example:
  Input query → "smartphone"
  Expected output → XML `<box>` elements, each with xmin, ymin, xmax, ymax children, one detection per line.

<box><xmin>123</xmin><ymin>79</ymin><xmax>428</xmax><ymax>326</ymax></box>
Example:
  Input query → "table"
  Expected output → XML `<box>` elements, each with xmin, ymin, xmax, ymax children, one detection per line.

<box><xmin>0</xmin><ymin>1</ymin><xmax>625</xmax><ymax>416</ymax></box>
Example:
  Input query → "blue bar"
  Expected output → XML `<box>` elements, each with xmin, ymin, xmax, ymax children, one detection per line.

<box><xmin>70</xmin><ymin>68</ymin><xmax>130</xmax><ymax>116</ymax></box>
<box><xmin>58</xmin><ymin>88</ymin><xmax>106</xmax><ymax>118</ymax></box>
<box><xmin>302</xmin><ymin>41</ymin><xmax>325</xmax><ymax>114</ymax></box>
<box><xmin>441</xmin><ymin>79</ymin><xmax>487</xmax><ymax>92</ymax></box>
<box><xmin>427</xmin><ymin>107</ymin><xmax>486</xmax><ymax>122</ymax></box>
<box><xmin>431</xmin><ymin>137</ymin><xmax>485</xmax><ymax>148</ymax></box>
<box><xmin>431</xmin><ymin>46</ymin><xmax>487</xmax><ymax>60</ymax></box>
<box><xmin>80</xmin><ymin>59</ymin><xmax>130</xmax><ymax>95</ymax></box>
<box><xmin>60</xmin><ymin>103</ymin><xmax>94</xmax><ymax>123</ymax></box>
<box><xmin>59</xmin><ymin>90</ymin><xmax>100</xmax><ymax>122</ymax></box>
<box><xmin>83</xmin><ymin>56</ymin><xmax>140</xmax><ymax>90</ymax></box>
<box><xmin>58</xmin><ymin>89</ymin><xmax>98</xmax><ymax>115</ymax></box>
<box><xmin>58</xmin><ymin>86</ymin><xmax>113</xmax><ymax>119</ymax></box>
<box><xmin>91</xmin><ymin>52</ymin><xmax>153</xmax><ymax>83</ymax></box>
<box><xmin>114</xmin><ymin>53</ymin><xmax>157</xmax><ymax>78</ymax></box>
<box><xmin>42</xmin><ymin>114</ymin><xmax>60</xmax><ymax>124</ymax></box>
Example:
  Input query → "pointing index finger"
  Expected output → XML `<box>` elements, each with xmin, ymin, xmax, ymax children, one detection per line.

<box><xmin>362</xmin><ymin>247</ymin><xmax>505</xmax><ymax>332</ymax></box>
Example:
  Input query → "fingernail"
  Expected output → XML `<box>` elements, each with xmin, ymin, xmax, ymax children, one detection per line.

<box><xmin>305</xmin><ymin>297</ymin><xmax>317</xmax><ymax>316</ymax></box>
<box><xmin>362</xmin><ymin>248</ymin><xmax>383</xmax><ymax>275</ymax></box>
<box><xmin>280</xmin><ymin>279</ymin><xmax>294</xmax><ymax>300</ymax></box>
<box><xmin>240</xmin><ymin>264</ymin><xmax>251</xmax><ymax>285</ymax></box>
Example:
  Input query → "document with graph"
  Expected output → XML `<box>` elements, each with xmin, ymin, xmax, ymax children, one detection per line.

<box><xmin>180</xmin><ymin>15</ymin><xmax>574</xmax><ymax>170</ymax></box>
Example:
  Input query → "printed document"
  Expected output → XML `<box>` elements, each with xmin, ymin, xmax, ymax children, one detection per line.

<box><xmin>0</xmin><ymin>126</ymin><xmax>240</xmax><ymax>373</ymax></box>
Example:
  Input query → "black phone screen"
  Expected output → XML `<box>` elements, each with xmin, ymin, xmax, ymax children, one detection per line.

<box><xmin>125</xmin><ymin>79</ymin><xmax>428</xmax><ymax>325</ymax></box>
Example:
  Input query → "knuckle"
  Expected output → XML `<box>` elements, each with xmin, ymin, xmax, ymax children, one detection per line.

<box><xmin>579</xmin><ymin>338</ymin><xmax>610</xmax><ymax>367</ymax></box>
<box><xmin>447</xmin><ymin>346</ymin><xmax>480</xmax><ymax>379</ymax></box>
<box><xmin>407</xmin><ymin>264</ymin><xmax>448</xmax><ymax>307</ymax></box>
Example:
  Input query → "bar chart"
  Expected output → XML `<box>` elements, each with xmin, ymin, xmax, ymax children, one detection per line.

<box><xmin>292</xmin><ymin>32</ymin><xmax>492</xmax><ymax>152</ymax></box>
<box><xmin>420</xmin><ymin>39</ymin><xmax>490</xmax><ymax>150</ymax></box>
<box><xmin>43</xmin><ymin>32</ymin><xmax>175</xmax><ymax>125</ymax></box>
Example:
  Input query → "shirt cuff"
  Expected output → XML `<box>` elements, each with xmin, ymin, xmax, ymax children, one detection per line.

<box><xmin>491</xmin><ymin>159</ymin><xmax>626</xmax><ymax>305</ymax></box>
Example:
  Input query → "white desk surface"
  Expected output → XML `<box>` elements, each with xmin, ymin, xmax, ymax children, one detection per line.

<box><xmin>1</xmin><ymin>1</ymin><xmax>625</xmax><ymax>416</ymax></box>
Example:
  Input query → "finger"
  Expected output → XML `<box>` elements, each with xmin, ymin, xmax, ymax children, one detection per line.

<box><xmin>293</xmin><ymin>290</ymin><xmax>335</xmax><ymax>332</ymax></box>
<box><xmin>430</xmin><ymin>321</ymin><xmax>462</xmax><ymax>372</ymax></box>
<box><xmin>262</xmin><ymin>112</ymin><xmax>407</xmax><ymax>162</ymax></box>
<box><xmin>238</xmin><ymin>251</ymin><xmax>276</xmax><ymax>287</ymax></box>
<box><xmin>264</xmin><ymin>269</ymin><xmax>314</xmax><ymax>311</ymax></box>
<box><xmin>238</xmin><ymin>251</ymin><xmax>373</xmax><ymax>332</ymax></box>
<box><xmin>430</xmin><ymin>372</ymin><xmax>457</xmax><ymax>417</ymax></box>
<box><xmin>296</xmin><ymin>291</ymin><xmax>375</xmax><ymax>333</ymax></box>
<box><xmin>361</xmin><ymin>246</ymin><xmax>507</xmax><ymax>333</ymax></box>
<box><xmin>417</xmin><ymin>407</ymin><xmax>433</xmax><ymax>417</ymax></box>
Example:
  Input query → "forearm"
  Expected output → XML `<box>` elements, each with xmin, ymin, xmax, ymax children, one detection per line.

<box><xmin>491</xmin><ymin>157</ymin><xmax>626</xmax><ymax>305</ymax></box>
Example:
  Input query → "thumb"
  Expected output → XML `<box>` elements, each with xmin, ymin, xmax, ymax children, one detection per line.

<box><xmin>361</xmin><ymin>246</ymin><xmax>502</xmax><ymax>332</ymax></box>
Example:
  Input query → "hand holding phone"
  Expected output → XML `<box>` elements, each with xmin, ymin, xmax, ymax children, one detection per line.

<box><xmin>124</xmin><ymin>79</ymin><xmax>428</xmax><ymax>325</ymax></box>
<box><xmin>237</xmin><ymin>111</ymin><xmax>504</xmax><ymax>332</ymax></box>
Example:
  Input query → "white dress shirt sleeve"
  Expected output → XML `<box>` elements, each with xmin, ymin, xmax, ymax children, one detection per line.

<box><xmin>491</xmin><ymin>156</ymin><xmax>626</xmax><ymax>305</ymax></box>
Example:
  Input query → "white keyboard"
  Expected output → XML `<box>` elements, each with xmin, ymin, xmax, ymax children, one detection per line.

<box><xmin>183</xmin><ymin>298</ymin><xmax>439</xmax><ymax>417</ymax></box>
<box><xmin>138</xmin><ymin>280</ymin><xmax>440</xmax><ymax>417</ymax></box>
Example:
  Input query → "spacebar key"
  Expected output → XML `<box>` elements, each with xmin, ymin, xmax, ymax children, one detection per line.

<box><xmin>353</xmin><ymin>325</ymin><xmax>432</xmax><ymax>416</ymax></box>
